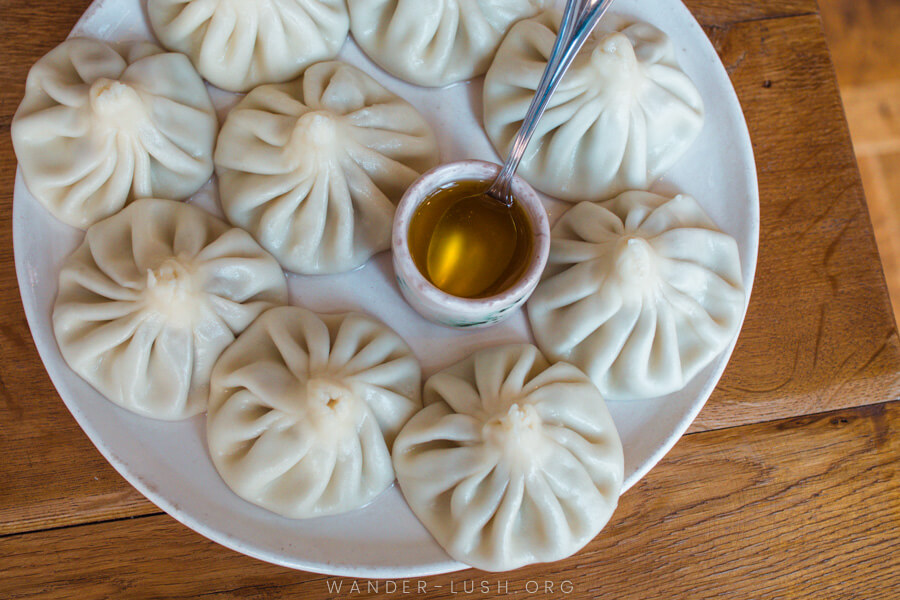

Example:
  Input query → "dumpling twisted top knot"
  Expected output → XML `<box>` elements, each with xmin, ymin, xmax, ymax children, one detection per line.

<box><xmin>88</xmin><ymin>78</ymin><xmax>146</xmax><ymax>124</ymax></box>
<box><xmin>481</xmin><ymin>403</ymin><xmax>552</xmax><ymax>468</ymax></box>
<box><xmin>141</xmin><ymin>257</ymin><xmax>200</xmax><ymax>322</ymax></box>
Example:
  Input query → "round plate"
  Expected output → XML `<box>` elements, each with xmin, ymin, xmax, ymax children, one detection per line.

<box><xmin>13</xmin><ymin>0</ymin><xmax>758</xmax><ymax>578</ymax></box>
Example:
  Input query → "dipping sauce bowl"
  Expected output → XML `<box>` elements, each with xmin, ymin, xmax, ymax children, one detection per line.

<box><xmin>392</xmin><ymin>160</ymin><xmax>550</xmax><ymax>328</ymax></box>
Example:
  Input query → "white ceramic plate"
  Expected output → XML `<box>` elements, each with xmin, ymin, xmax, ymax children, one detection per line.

<box><xmin>13</xmin><ymin>0</ymin><xmax>758</xmax><ymax>578</ymax></box>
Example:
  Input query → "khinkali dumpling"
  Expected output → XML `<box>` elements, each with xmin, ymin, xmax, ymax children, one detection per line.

<box><xmin>12</xmin><ymin>38</ymin><xmax>217</xmax><ymax>229</ymax></box>
<box><xmin>53</xmin><ymin>199</ymin><xmax>288</xmax><ymax>420</ymax></box>
<box><xmin>207</xmin><ymin>306</ymin><xmax>422</xmax><ymax>518</ymax></box>
<box><xmin>483</xmin><ymin>12</ymin><xmax>704</xmax><ymax>201</ymax></box>
<box><xmin>147</xmin><ymin>0</ymin><xmax>349</xmax><ymax>92</ymax></box>
<box><xmin>527</xmin><ymin>191</ymin><xmax>745</xmax><ymax>400</ymax></box>
<box><xmin>215</xmin><ymin>61</ymin><xmax>439</xmax><ymax>274</ymax></box>
<box><xmin>393</xmin><ymin>344</ymin><xmax>623</xmax><ymax>571</ymax></box>
<box><xmin>348</xmin><ymin>0</ymin><xmax>546</xmax><ymax>87</ymax></box>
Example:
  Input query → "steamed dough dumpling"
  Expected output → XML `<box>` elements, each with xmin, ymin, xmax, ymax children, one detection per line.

<box><xmin>214</xmin><ymin>61</ymin><xmax>439</xmax><ymax>274</ymax></box>
<box><xmin>147</xmin><ymin>0</ymin><xmax>349</xmax><ymax>92</ymax></box>
<box><xmin>483</xmin><ymin>12</ymin><xmax>704</xmax><ymax>201</ymax></box>
<box><xmin>53</xmin><ymin>199</ymin><xmax>288</xmax><ymax>420</ymax></box>
<box><xmin>527</xmin><ymin>191</ymin><xmax>745</xmax><ymax>400</ymax></box>
<box><xmin>207</xmin><ymin>306</ymin><xmax>422</xmax><ymax>518</ymax></box>
<box><xmin>348</xmin><ymin>0</ymin><xmax>546</xmax><ymax>87</ymax></box>
<box><xmin>12</xmin><ymin>39</ymin><xmax>217</xmax><ymax>229</ymax></box>
<box><xmin>393</xmin><ymin>344</ymin><xmax>623</xmax><ymax>571</ymax></box>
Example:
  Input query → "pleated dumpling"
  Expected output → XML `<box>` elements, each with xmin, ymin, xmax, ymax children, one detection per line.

<box><xmin>527</xmin><ymin>191</ymin><xmax>745</xmax><ymax>401</ymax></box>
<box><xmin>483</xmin><ymin>12</ymin><xmax>704</xmax><ymax>201</ymax></box>
<box><xmin>12</xmin><ymin>39</ymin><xmax>217</xmax><ymax>229</ymax></box>
<box><xmin>393</xmin><ymin>344</ymin><xmax>623</xmax><ymax>571</ymax></box>
<box><xmin>348</xmin><ymin>0</ymin><xmax>546</xmax><ymax>87</ymax></box>
<box><xmin>215</xmin><ymin>61</ymin><xmax>439</xmax><ymax>274</ymax></box>
<box><xmin>53</xmin><ymin>199</ymin><xmax>288</xmax><ymax>420</ymax></box>
<box><xmin>147</xmin><ymin>0</ymin><xmax>349</xmax><ymax>92</ymax></box>
<box><xmin>207</xmin><ymin>306</ymin><xmax>422</xmax><ymax>518</ymax></box>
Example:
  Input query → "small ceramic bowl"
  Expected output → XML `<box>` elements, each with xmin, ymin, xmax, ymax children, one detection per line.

<box><xmin>392</xmin><ymin>160</ymin><xmax>550</xmax><ymax>329</ymax></box>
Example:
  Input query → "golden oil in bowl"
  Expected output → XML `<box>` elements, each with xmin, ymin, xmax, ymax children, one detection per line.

<box><xmin>407</xmin><ymin>179</ymin><xmax>534</xmax><ymax>299</ymax></box>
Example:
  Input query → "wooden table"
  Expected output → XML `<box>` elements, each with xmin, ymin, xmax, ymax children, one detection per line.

<box><xmin>2</xmin><ymin>1</ymin><xmax>898</xmax><ymax>598</ymax></box>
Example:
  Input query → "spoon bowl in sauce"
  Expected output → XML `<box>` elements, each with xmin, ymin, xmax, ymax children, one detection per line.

<box><xmin>425</xmin><ymin>191</ymin><xmax>519</xmax><ymax>298</ymax></box>
<box><xmin>409</xmin><ymin>178</ymin><xmax>533</xmax><ymax>299</ymax></box>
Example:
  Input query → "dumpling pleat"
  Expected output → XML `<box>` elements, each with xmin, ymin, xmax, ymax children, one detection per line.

<box><xmin>267</xmin><ymin>317</ymin><xmax>319</xmax><ymax>377</ymax></box>
<box><xmin>210</xmin><ymin>391</ymin><xmax>290</xmax><ymax>443</ymax></box>
<box><xmin>495</xmin><ymin>346</ymin><xmax>544</xmax><ymax>410</ymax></box>
<box><xmin>63</xmin><ymin>306</ymin><xmax>148</xmax><ymax>367</ymax></box>
<box><xmin>189</xmin><ymin>307</ymin><xmax>236</xmax><ymax>386</ymax></box>
<box><xmin>221</xmin><ymin>362</ymin><xmax>299</xmax><ymax>415</ymax></box>
<box><xmin>164</xmin><ymin>0</ymin><xmax>218</xmax><ymax>38</ymax></box>
<box><xmin>451</xmin><ymin>461</ymin><xmax>511</xmax><ymax>553</ymax></box>
<box><xmin>521</xmin><ymin>469</ymin><xmax>571</xmax><ymax>557</ymax></box>
<box><xmin>321</xmin><ymin>422</ymin><xmax>366</xmax><ymax>509</ymax></box>
<box><xmin>484</xmin><ymin>471</ymin><xmax>526</xmax><ymax>565</ymax></box>
<box><xmin>62</xmin><ymin>139</ymin><xmax>126</xmax><ymax>221</ymax></box>
<box><xmin>252</xmin><ymin>176</ymin><xmax>319</xmax><ymax>252</ymax></box>
<box><xmin>242</xmin><ymin>422</ymin><xmax>319</xmax><ymax>496</ymax></box>
<box><xmin>141</xmin><ymin>322</ymin><xmax>195</xmax><ymax>415</ymax></box>
<box><xmin>426</xmin><ymin>374</ymin><xmax>483</xmax><ymax>416</ymax></box>
<box><xmin>655</xmin><ymin>227</ymin><xmax>743</xmax><ymax>287</ymax></box>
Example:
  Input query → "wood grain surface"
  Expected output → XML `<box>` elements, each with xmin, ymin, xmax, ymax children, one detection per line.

<box><xmin>688</xmin><ymin>14</ymin><xmax>900</xmax><ymax>431</ymax></box>
<box><xmin>819</xmin><ymin>0</ymin><xmax>900</xmax><ymax>88</ymax></box>
<box><xmin>1</xmin><ymin>0</ymin><xmax>898</xmax><ymax>598</ymax></box>
<box><xmin>821</xmin><ymin>0</ymin><xmax>900</xmax><ymax>324</ymax></box>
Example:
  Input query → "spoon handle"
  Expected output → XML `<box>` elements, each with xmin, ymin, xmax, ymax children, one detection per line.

<box><xmin>488</xmin><ymin>0</ymin><xmax>617</xmax><ymax>206</ymax></box>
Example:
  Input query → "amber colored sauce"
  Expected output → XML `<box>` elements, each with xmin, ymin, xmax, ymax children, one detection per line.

<box><xmin>408</xmin><ymin>179</ymin><xmax>533</xmax><ymax>299</ymax></box>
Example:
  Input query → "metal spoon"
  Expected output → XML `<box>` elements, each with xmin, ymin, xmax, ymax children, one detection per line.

<box><xmin>487</xmin><ymin>0</ymin><xmax>618</xmax><ymax>207</ymax></box>
<box><xmin>426</xmin><ymin>0</ymin><xmax>617</xmax><ymax>296</ymax></box>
